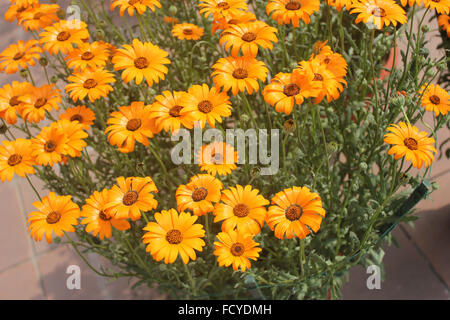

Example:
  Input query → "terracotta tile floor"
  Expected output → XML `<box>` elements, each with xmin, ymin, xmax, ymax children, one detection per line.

<box><xmin>0</xmin><ymin>2</ymin><xmax>448</xmax><ymax>299</ymax></box>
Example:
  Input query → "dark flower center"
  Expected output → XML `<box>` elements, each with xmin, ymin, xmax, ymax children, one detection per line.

<box><xmin>57</xmin><ymin>31</ymin><xmax>71</xmax><ymax>41</ymax></box>
<box><xmin>198</xmin><ymin>100</ymin><xmax>213</xmax><ymax>113</ymax></box>
<box><xmin>34</xmin><ymin>98</ymin><xmax>47</xmax><ymax>108</ymax></box>
<box><xmin>242</xmin><ymin>32</ymin><xmax>257</xmax><ymax>42</ymax></box>
<box><xmin>44</xmin><ymin>140</ymin><xmax>57</xmax><ymax>152</ymax></box>
<box><xmin>429</xmin><ymin>95</ymin><xmax>440</xmax><ymax>105</ymax></box>
<box><xmin>232</xmin><ymin>68</ymin><xmax>248</xmax><ymax>79</ymax></box>
<box><xmin>283</xmin><ymin>83</ymin><xmax>300</xmax><ymax>96</ymax></box>
<box><xmin>99</xmin><ymin>211</ymin><xmax>112</xmax><ymax>221</ymax></box>
<box><xmin>9</xmin><ymin>96</ymin><xmax>21</xmax><ymax>107</ymax></box>
<box><xmin>192</xmin><ymin>187</ymin><xmax>208</xmax><ymax>202</ymax></box>
<box><xmin>81</xmin><ymin>51</ymin><xmax>94</xmax><ymax>60</ymax></box>
<box><xmin>183</xmin><ymin>28</ymin><xmax>193</xmax><ymax>35</ymax></box>
<box><xmin>285</xmin><ymin>204</ymin><xmax>303</xmax><ymax>221</ymax></box>
<box><xmin>70</xmin><ymin>114</ymin><xmax>83</xmax><ymax>122</ymax></box>
<box><xmin>404</xmin><ymin>137</ymin><xmax>418</xmax><ymax>150</ymax></box>
<box><xmin>371</xmin><ymin>7</ymin><xmax>386</xmax><ymax>17</ymax></box>
<box><xmin>230</xmin><ymin>242</ymin><xmax>245</xmax><ymax>256</ymax></box>
<box><xmin>166</xmin><ymin>229</ymin><xmax>183</xmax><ymax>244</ymax></box>
<box><xmin>169</xmin><ymin>105</ymin><xmax>183</xmax><ymax>117</ymax></box>
<box><xmin>123</xmin><ymin>191</ymin><xmax>138</xmax><ymax>206</ymax></box>
<box><xmin>13</xmin><ymin>52</ymin><xmax>25</xmax><ymax>60</ymax></box>
<box><xmin>129</xmin><ymin>0</ymin><xmax>142</xmax><ymax>5</ymax></box>
<box><xmin>233</xmin><ymin>203</ymin><xmax>250</xmax><ymax>217</ymax></box>
<box><xmin>46</xmin><ymin>211</ymin><xmax>61</xmax><ymax>224</ymax></box>
<box><xmin>313</xmin><ymin>73</ymin><xmax>324</xmax><ymax>81</ymax></box>
<box><xmin>285</xmin><ymin>1</ymin><xmax>301</xmax><ymax>10</ymax></box>
<box><xmin>33</xmin><ymin>12</ymin><xmax>46</xmax><ymax>20</ymax></box>
<box><xmin>83</xmin><ymin>78</ymin><xmax>98</xmax><ymax>89</ymax></box>
<box><xmin>134</xmin><ymin>57</ymin><xmax>149</xmax><ymax>69</ymax></box>
<box><xmin>7</xmin><ymin>154</ymin><xmax>22</xmax><ymax>166</ymax></box>
<box><xmin>126</xmin><ymin>118</ymin><xmax>142</xmax><ymax>131</ymax></box>
<box><xmin>211</xmin><ymin>152</ymin><xmax>223</xmax><ymax>164</ymax></box>
<box><xmin>217</xmin><ymin>2</ymin><xmax>230</xmax><ymax>10</ymax></box>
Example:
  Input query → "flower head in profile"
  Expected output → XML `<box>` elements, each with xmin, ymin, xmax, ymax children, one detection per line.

<box><xmin>27</xmin><ymin>192</ymin><xmax>80</xmax><ymax>244</ymax></box>
<box><xmin>81</xmin><ymin>189</ymin><xmax>130</xmax><ymax>240</ymax></box>
<box><xmin>438</xmin><ymin>14</ymin><xmax>450</xmax><ymax>37</ymax></box>
<box><xmin>198</xmin><ymin>0</ymin><xmax>249</xmax><ymax>19</ymax></box>
<box><xmin>105</xmin><ymin>101</ymin><xmax>156</xmax><ymax>153</ymax></box>
<box><xmin>176</xmin><ymin>174</ymin><xmax>223</xmax><ymax>216</ymax></box>
<box><xmin>39</xmin><ymin>20</ymin><xmax>90</xmax><ymax>55</ymax></box>
<box><xmin>419</xmin><ymin>83</ymin><xmax>449</xmax><ymax>116</ymax></box>
<box><xmin>349</xmin><ymin>0</ymin><xmax>407</xmax><ymax>30</ymax></box>
<box><xmin>19</xmin><ymin>84</ymin><xmax>61</xmax><ymax>123</ymax></box>
<box><xmin>384</xmin><ymin>122</ymin><xmax>436</xmax><ymax>169</ymax></box>
<box><xmin>423</xmin><ymin>0</ymin><xmax>450</xmax><ymax>14</ymax></box>
<box><xmin>214</xmin><ymin>229</ymin><xmax>261</xmax><ymax>272</ymax></box>
<box><xmin>111</xmin><ymin>0</ymin><xmax>161</xmax><ymax>16</ymax></box>
<box><xmin>327</xmin><ymin>0</ymin><xmax>352</xmax><ymax>11</ymax></box>
<box><xmin>213</xmin><ymin>184</ymin><xmax>269</xmax><ymax>235</ymax></box>
<box><xmin>5</xmin><ymin>2</ymin><xmax>34</xmax><ymax>23</ymax></box>
<box><xmin>211</xmin><ymin>56</ymin><xmax>268</xmax><ymax>96</ymax></box>
<box><xmin>0</xmin><ymin>138</ymin><xmax>36</xmax><ymax>182</ymax></box>
<box><xmin>196</xmin><ymin>141</ymin><xmax>238</xmax><ymax>176</ymax></box>
<box><xmin>106</xmin><ymin>176</ymin><xmax>158</xmax><ymax>221</ymax></box>
<box><xmin>266</xmin><ymin>0</ymin><xmax>321</xmax><ymax>27</ymax></box>
<box><xmin>142</xmin><ymin>209</ymin><xmax>206</xmax><ymax>264</ymax></box>
<box><xmin>212</xmin><ymin>11</ymin><xmax>256</xmax><ymax>34</ymax></box>
<box><xmin>59</xmin><ymin>105</ymin><xmax>96</xmax><ymax>130</ymax></box>
<box><xmin>65</xmin><ymin>41</ymin><xmax>110</xmax><ymax>71</ymax></box>
<box><xmin>267</xmin><ymin>186</ymin><xmax>326</xmax><ymax>239</ymax></box>
<box><xmin>183</xmin><ymin>84</ymin><xmax>232</xmax><ymax>128</ymax></box>
<box><xmin>65</xmin><ymin>68</ymin><xmax>116</xmax><ymax>103</ymax></box>
<box><xmin>18</xmin><ymin>3</ymin><xmax>60</xmax><ymax>31</ymax></box>
<box><xmin>172</xmin><ymin>23</ymin><xmax>204</xmax><ymax>40</ymax></box>
<box><xmin>112</xmin><ymin>39</ymin><xmax>170</xmax><ymax>86</ymax></box>
<box><xmin>220</xmin><ymin>21</ymin><xmax>278</xmax><ymax>57</ymax></box>
<box><xmin>0</xmin><ymin>81</ymin><xmax>33</xmax><ymax>124</ymax></box>
<box><xmin>0</xmin><ymin>39</ymin><xmax>42</xmax><ymax>74</ymax></box>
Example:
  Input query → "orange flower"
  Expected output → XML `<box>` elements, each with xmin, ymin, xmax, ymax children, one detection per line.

<box><xmin>106</xmin><ymin>176</ymin><xmax>158</xmax><ymax>221</ymax></box>
<box><xmin>81</xmin><ymin>189</ymin><xmax>131</xmax><ymax>240</ymax></box>
<box><xmin>266</xmin><ymin>0</ymin><xmax>321</xmax><ymax>27</ymax></box>
<box><xmin>31</xmin><ymin>125</ymin><xmax>68</xmax><ymax>166</ymax></box>
<box><xmin>0</xmin><ymin>138</ymin><xmax>36</xmax><ymax>182</ymax></box>
<box><xmin>59</xmin><ymin>105</ymin><xmax>96</xmax><ymax>130</ymax></box>
<box><xmin>5</xmin><ymin>3</ymin><xmax>32</xmax><ymax>23</ymax></box>
<box><xmin>211</xmin><ymin>56</ymin><xmax>268</xmax><ymax>96</ymax></box>
<box><xmin>328</xmin><ymin>0</ymin><xmax>352</xmax><ymax>11</ymax></box>
<box><xmin>18</xmin><ymin>3</ymin><xmax>60</xmax><ymax>31</ymax></box>
<box><xmin>39</xmin><ymin>20</ymin><xmax>90</xmax><ymax>55</ymax></box>
<box><xmin>196</xmin><ymin>141</ymin><xmax>238</xmax><ymax>176</ymax></box>
<box><xmin>111</xmin><ymin>0</ymin><xmax>161</xmax><ymax>16</ymax></box>
<box><xmin>213</xmin><ymin>185</ymin><xmax>269</xmax><ymax>235</ymax></box>
<box><xmin>65</xmin><ymin>68</ymin><xmax>116</xmax><ymax>103</ymax></box>
<box><xmin>105</xmin><ymin>101</ymin><xmax>156</xmax><ymax>153</ymax></box>
<box><xmin>212</xmin><ymin>11</ymin><xmax>256</xmax><ymax>34</ymax></box>
<box><xmin>27</xmin><ymin>192</ymin><xmax>80</xmax><ymax>244</ymax></box>
<box><xmin>267</xmin><ymin>186</ymin><xmax>326</xmax><ymax>239</ymax></box>
<box><xmin>112</xmin><ymin>39</ymin><xmax>170</xmax><ymax>86</ymax></box>
<box><xmin>0</xmin><ymin>81</ymin><xmax>33</xmax><ymax>124</ymax></box>
<box><xmin>349</xmin><ymin>0</ymin><xmax>407</xmax><ymax>30</ymax></box>
<box><xmin>438</xmin><ymin>14</ymin><xmax>450</xmax><ymax>37</ymax></box>
<box><xmin>172</xmin><ymin>23</ymin><xmax>205</xmax><ymax>40</ymax></box>
<box><xmin>0</xmin><ymin>39</ymin><xmax>42</xmax><ymax>74</ymax></box>
<box><xmin>198</xmin><ymin>0</ymin><xmax>249</xmax><ymax>19</ymax></box>
<box><xmin>420</xmin><ymin>83</ymin><xmax>449</xmax><ymax>116</ymax></box>
<box><xmin>19</xmin><ymin>84</ymin><xmax>61</xmax><ymax>123</ymax></box>
<box><xmin>65</xmin><ymin>41</ymin><xmax>110</xmax><ymax>71</ymax></box>
<box><xmin>52</xmin><ymin>120</ymin><xmax>88</xmax><ymax>158</ymax></box>
<box><xmin>422</xmin><ymin>0</ymin><xmax>450</xmax><ymax>14</ymax></box>
<box><xmin>163</xmin><ymin>16</ymin><xmax>180</xmax><ymax>24</ymax></box>
<box><xmin>176</xmin><ymin>174</ymin><xmax>223</xmax><ymax>216</ymax></box>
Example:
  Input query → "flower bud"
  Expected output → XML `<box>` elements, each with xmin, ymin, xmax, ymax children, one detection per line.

<box><xmin>136</xmin><ymin>162</ymin><xmax>145</xmax><ymax>174</ymax></box>
<box><xmin>421</xmin><ymin>25</ymin><xmax>430</xmax><ymax>33</ymax></box>
<box><xmin>327</xmin><ymin>141</ymin><xmax>339</xmax><ymax>153</ymax></box>
<box><xmin>51</xmin><ymin>75</ymin><xmax>59</xmax><ymax>83</ymax></box>
<box><xmin>168</xmin><ymin>5</ymin><xmax>177</xmax><ymax>16</ymax></box>
<box><xmin>19</xmin><ymin>69</ymin><xmax>28</xmax><ymax>78</ymax></box>
<box><xmin>392</xmin><ymin>95</ymin><xmax>405</xmax><ymax>108</ymax></box>
<box><xmin>239</xmin><ymin>114</ymin><xmax>250</xmax><ymax>123</ymax></box>
<box><xmin>39</xmin><ymin>57</ymin><xmax>48</xmax><ymax>67</ymax></box>
<box><xmin>359</xmin><ymin>162</ymin><xmax>368</xmax><ymax>171</ymax></box>
<box><xmin>437</xmin><ymin>62</ymin><xmax>447</xmax><ymax>71</ymax></box>
<box><xmin>283</xmin><ymin>119</ymin><xmax>296</xmax><ymax>133</ymax></box>
<box><xmin>250</xmin><ymin>166</ymin><xmax>260</xmax><ymax>178</ymax></box>
<box><xmin>57</xmin><ymin>9</ymin><xmax>65</xmax><ymax>20</ymax></box>
<box><xmin>96</xmin><ymin>29</ymin><xmax>105</xmax><ymax>40</ymax></box>
<box><xmin>0</xmin><ymin>123</ymin><xmax>7</xmax><ymax>134</ymax></box>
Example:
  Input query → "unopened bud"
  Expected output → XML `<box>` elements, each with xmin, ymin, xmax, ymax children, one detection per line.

<box><xmin>39</xmin><ymin>57</ymin><xmax>48</xmax><ymax>67</ymax></box>
<box><xmin>50</xmin><ymin>75</ymin><xmax>59</xmax><ymax>83</ymax></box>
<box><xmin>0</xmin><ymin>124</ymin><xmax>7</xmax><ymax>134</ymax></box>
<box><xmin>19</xmin><ymin>69</ymin><xmax>28</xmax><ymax>78</ymax></box>
<box><xmin>168</xmin><ymin>5</ymin><xmax>177</xmax><ymax>16</ymax></box>
<box><xmin>283</xmin><ymin>119</ymin><xmax>296</xmax><ymax>133</ymax></box>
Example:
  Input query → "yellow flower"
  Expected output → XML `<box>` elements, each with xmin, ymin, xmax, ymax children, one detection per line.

<box><xmin>198</xmin><ymin>0</ymin><xmax>249</xmax><ymax>19</ymax></box>
<box><xmin>19</xmin><ymin>84</ymin><xmax>61</xmax><ymax>123</ymax></box>
<box><xmin>18</xmin><ymin>3</ymin><xmax>60</xmax><ymax>32</ymax></box>
<box><xmin>0</xmin><ymin>39</ymin><xmax>42</xmax><ymax>74</ymax></box>
<box><xmin>267</xmin><ymin>186</ymin><xmax>326</xmax><ymax>239</ymax></box>
<box><xmin>214</xmin><ymin>229</ymin><xmax>261</xmax><ymax>272</ymax></box>
<box><xmin>211</xmin><ymin>56</ymin><xmax>268</xmax><ymax>96</ymax></box>
<box><xmin>31</xmin><ymin>125</ymin><xmax>68</xmax><ymax>166</ymax></box>
<box><xmin>65</xmin><ymin>68</ymin><xmax>116</xmax><ymax>103</ymax></box>
<box><xmin>52</xmin><ymin>119</ymin><xmax>88</xmax><ymax>158</ymax></box>
<box><xmin>27</xmin><ymin>192</ymin><xmax>80</xmax><ymax>244</ymax></box>
<box><xmin>39</xmin><ymin>20</ymin><xmax>90</xmax><ymax>55</ymax></box>
<box><xmin>142</xmin><ymin>209</ymin><xmax>206</xmax><ymax>264</ymax></box>
<box><xmin>213</xmin><ymin>184</ymin><xmax>269</xmax><ymax>235</ymax></box>
<box><xmin>212</xmin><ymin>11</ymin><xmax>257</xmax><ymax>34</ymax></box>
<box><xmin>420</xmin><ymin>83</ymin><xmax>449</xmax><ymax>116</ymax></box>
<box><xmin>423</xmin><ymin>0</ymin><xmax>450</xmax><ymax>14</ymax></box>
<box><xmin>349</xmin><ymin>0</ymin><xmax>407</xmax><ymax>30</ymax></box>
<box><xmin>112</xmin><ymin>38</ymin><xmax>170</xmax><ymax>86</ymax></box>
<box><xmin>0</xmin><ymin>138</ymin><xmax>36</xmax><ymax>182</ymax></box>
<box><xmin>111</xmin><ymin>0</ymin><xmax>161</xmax><ymax>16</ymax></box>
<box><xmin>327</xmin><ymin>0</ymin><xmax>352</xmax><ymax>11</ymax></box>
<box><xmin>59</xmin><ymin>105</ymin><xmax>96</xmax><ymax>130</ymax></box>
<box><xmin>384</xmin><ymin>122</ymin><xmax>436</xmax><ymax>169</ymax></box>
<box><xmin>266</xmin><ymin>0</ymin><xmax>321</xmax><ymax>27</ymax></box>
<box><xmin>65</xmin><ymin>41</ymin><xmax>110</xmax><ymax>71</ymax></box>
<box><xmin>0</xmin><ymin>81</ymin><xmax>33</xmax><ymax>124</ymax></box>
<box><xmin>172</xmin><ymin>23</ymin><xmax>205</xmax><ymax>40</ymax></box>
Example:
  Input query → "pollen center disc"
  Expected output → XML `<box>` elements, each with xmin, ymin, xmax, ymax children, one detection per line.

<box><xmin>7</xmin><ymin>154</ymin><xmax>22</xmax><ymax>166</ymax></box>
<box><xmin>242</xmin><ymin>32</ymin><xmax>257</xmax><ymax>42</ymax></box>
<box><xmin>134</xmin><ymin>57</ymin><xmax>149</xmax><ymax>69</ymax></box>
<box><xmin>83</xmin><ymin>78</ymin><xmax>98</xmax><ymax>89</ymax></box>
<box><xmin>46</xmin><ymin>211</ymin><xmax>61</xmax><ymax>224</ymax></box>
<box><xmin>166</xmin><ymin>229</ymin><xmax>183</xmax><ymax>244</ymax></box>
<box><xmin>404</xmin><ymin>137</ymin><xmax>418</xmax><ymax>150</ymax></box>
<box><xmin>126</xmin><ymin>118</ymin><xmax>142</xmax><ymax>131</ymax></box>
<box><xmin>285</xmin><ymin>1</ymin><xmax>301</xmax><ymax>10</ymax></box>
<box><xmin>57</xmin><ymin>31</ymin><xmax>70</xmax><ymax>41</ymax></box>
<box><xmin>285</xmin><ymin>204</ymin><xmax>303</xmax><ymax>221</ymax></box>
<box><xmin>429</xmin><ymin>95</ymin><xmax>440</xmax><ymax>105</ymax></box>
<box><xmin>232</xmin><ymin>68</ymin><xmax>248</xmax><ymax>79</ymax></box>
<box><xmin>283</xmin><ymin>84</ymin><xmax>300</xmax><ymax>96</ymax></box>
<box><xmin>230</xmin><ymin>242</ymin><xmax>245</xmax><ymax>256</ymax></box>
<box><xmin>122</xmin><ymin>191</ymin><xmax>138</xmax><ymax>206</ymax></box>
<box><xmin>233</xmin><ymin>203</ymin><xmax>250</xmax><ymax>217</ymax></box>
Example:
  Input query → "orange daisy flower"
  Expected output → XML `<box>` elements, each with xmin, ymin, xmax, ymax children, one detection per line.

<box><xmin>213</xmin><ymin>184</ymin><xmax>269</xmax><ymax>235</ymax></box>
<box><xmin>267</xmin><ymin>186</ymin><xmax>326</xmax><ymax>239</ymax></box>
<box><xmin>266</xmin><ymin>0</ymin><xmax>321</xmax><ymax>27</ymax></box>
<box><xmin>211</xmin><ymin>56</ymin><xmax>268</xmax><ymax>96</ymax></box>
<box><xmin>81</xmin><ymin>189</ymin><xmax>131</xmax><ymax>240</ymax></box>
<box><xmin>142</xmin><ymin>209</ymin><xmax>206</xmax><ymax>264</ymax></box>
<box><xmin>52</xmin><ymin>120</ymin><xmax>88</xmax><ymax>158</ymax></box>
<box><xmin>0</xmin><ymin>39</ymin><xmax>42</xmax><ymax>74</ymax></box>
<box><xmin>27</xmin><ymin>192</ymin><xmax>80</xmax><ymax>244</ymax></box>
<box><xmin>176</xmin><ymin>174</ymin><xmax>223</xmax><ymax>216</ymax></box>
<box><xmin>423</xmin><ymin>0</ymin><xmax>450</xmax><ymax>14</ymax></box>
<box><xmin>0</xmin><ymin>138</ymin><xmax>35</xmax><ymax>182</ymax></box>
<box><xmin>112</xmin><ymin>38</ymin><xmax>170</xmax><ymax>86</ymax></box>
<box><xmin>19</xmin><ymin>84</ymin><xmax>61</xmax><ymax>123</ymax></box>
<box><xmin>198</xmin><ymin>0</ymin><xmax>249</xmax><ymax>19</ymax></box>
<box><xmin>39</xmin><ymin>19</ymin><xmax>90</xmax><ymax>55</ymax></box>
<box><xmin>349</xmin><ymin>0</ymin><xmax>407</xmax><ymax>30</ymax></box>
<box><xmin>212</xmin><ymin>11</ymin><xmax>257</xmax><ymax>35</ymax></box>
<box><xmin>59</xmin><ymin>105</ymin><xmax>96</xmax><ymax>130</ymax></box>
<box><xmin>214</xmin><ymin>229</ymin><xmax>261</xmax><ymax>272</ymax></box>
<box><xmin>148</xmin><ymin>90</ymin><xmax>197</xmax><ymax>133</ymax></box>
<box><xmin>0</xmin><ymin>81</ymin><xmax>33</xmax><ymax>125</ymax></box>
<box><xmin>328</xmin><ymin>0</ymin><xmax>352</xmax><ymax>11</ymax></box>
<box><xmin>172</xmin><ymin>23</ymin><xmax>205</xmax><ymax>40</ymax></box>
<box><xmin>183</xmin><ymin>84</ymin><xmax>232</xmax><ymax>128</ymax></box>
<box><xmin>111</xmin><ymin>0</ymin><xmax>161</xmax><ymax>16</ymax></box>
<box><xmin>196</xmin><ymin>141</ymin><xmax>238</xmax><ymax>176</ymax></box>
<box><xmin>106</xmin><ymin>176</ymin><xmax>158</xmax><ymax>221</ymax></box>
<box><xmin>18</xmin><ymin>3</ymin><xmax>60</xmax><ymax>31</ymax></box>
<box><xmin>220</xmin><ymin>21</ymin><xmax>278</xmax><ymax>57</ymax></box>
<box><xmin>311</xmin><ymin>44</ymin><xmax>348</xmax><ymax>79</ymax></box>
<box><xmin>31</xmin><ymin>125</ymin><xmax>68</xmax><ymax>166</ymax></box>
<box><xmin>438</xmin><ymin>14</ymin><xmax>450</xmax><ymax>37</ymax></box>
<box><xmin>384</xmin><ymin>122</ymin><xmax>437</xmax><ymax>169</ymax></box>
<box><xmin>105</xmin><ymin>101</ymin><xmax>156</xmax><ymax>153</ymax></box>
<box><xmin>5</xmin><ymin>3</ymin><xmax>32</xmax><ymax>23</ymax></box>
<box><xmin>65</xmin><ymin>41</ymin><xmax>110</xmax><ymax>71</ymax></box>
<box><xmin>163</xmin><ymin>16</ymin><xmax>180</xmax><ymax>24</ymax></box>
<box><xmin>420</xmin><ymin>83</ymin><xmax>449</xmax><ymax>116</ymax></box>
<box><xmin>65</xmin><ymin>68</ymin><xmax>116</xmax><ymax>103</ymax></box>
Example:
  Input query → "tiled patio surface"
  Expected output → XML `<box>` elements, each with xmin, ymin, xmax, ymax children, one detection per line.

<box><xmin>0</xmin><ymin>1</ymin><xmax>448</xmax><ymax>299</ymax></box>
